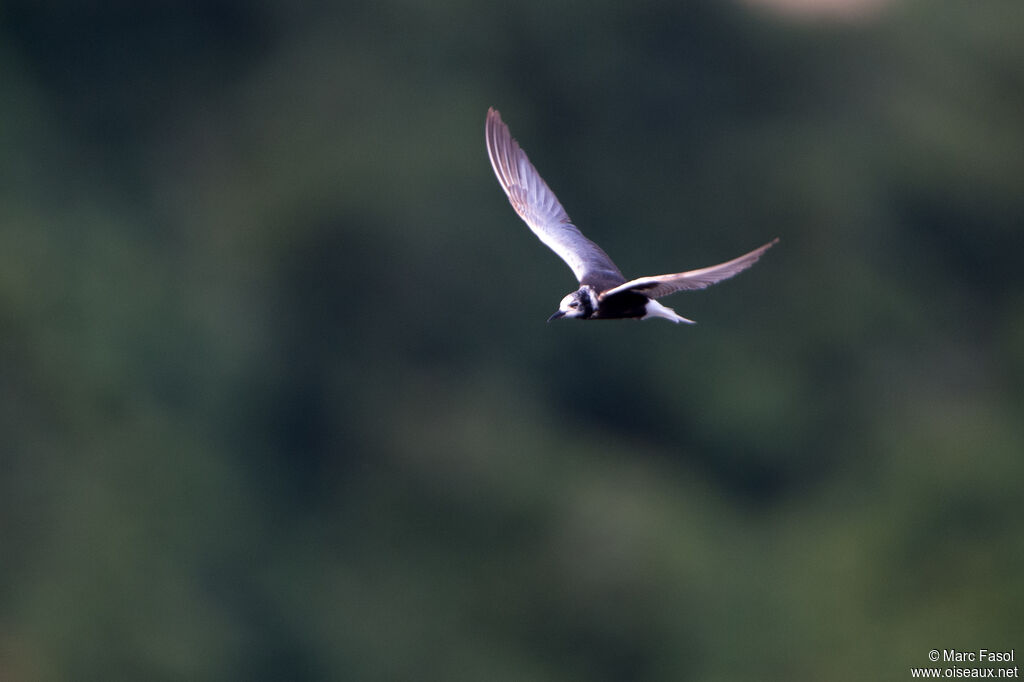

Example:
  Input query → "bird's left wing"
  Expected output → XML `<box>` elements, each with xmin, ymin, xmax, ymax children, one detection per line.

<box><xmin>486</xmin><ymin>108</ymin><xmax>624</xmax><ymax>287</ymax></box>
<box><xmin>600</xmin><ymin>238</ymin><xmax>779</xmax><ymax>300</ymax></box>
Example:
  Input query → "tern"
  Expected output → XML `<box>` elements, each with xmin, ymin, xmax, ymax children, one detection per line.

<box><xmin>485</xmin><ymin>108</ymin><xmax>778</xmax><ymax>323</ymax></box>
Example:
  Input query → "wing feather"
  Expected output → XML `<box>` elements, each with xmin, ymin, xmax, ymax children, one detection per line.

<box><xmin>486</xmin><ymin>108</ymin><xmax>624</xmax><ymax>287</ymax></box>
<box><xmin>601</xmin><ymin>239</ymin><xmax>779</xmax><ymax>300</ymax></box>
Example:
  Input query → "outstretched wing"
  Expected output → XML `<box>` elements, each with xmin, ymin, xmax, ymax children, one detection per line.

<box><xmin>486</xmin><ymin>108</ymin><xmax>624</xmax><ymax>288</ymax></box>
<box><xmin>601</xmin><ymin>238</ymin><xmax>779</xmax><ymax>300</ymax></box>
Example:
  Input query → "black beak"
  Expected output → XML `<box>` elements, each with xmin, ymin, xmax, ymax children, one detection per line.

<box><xmin>547</xmin><ymin>310</ymin><xmax>565</xmax><ymax>322</ymax></box>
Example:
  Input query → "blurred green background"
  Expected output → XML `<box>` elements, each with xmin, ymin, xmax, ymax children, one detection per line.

<box><xmin>2</xmin><ymin>1</ymin><xmax>1022</xmax><ymax>680</ymax></box>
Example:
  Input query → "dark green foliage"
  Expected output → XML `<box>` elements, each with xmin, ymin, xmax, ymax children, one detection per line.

<box><xmin>2</xmin><ymin>1</ymin><xmax>1022</xmax><ymax>679</ymax></box>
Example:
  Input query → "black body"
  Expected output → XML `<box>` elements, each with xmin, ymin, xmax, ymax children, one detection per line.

<box><xmin>590</xmin><ymin>291</ymin><xmax>649</xmax><ymax>319</ymax></box>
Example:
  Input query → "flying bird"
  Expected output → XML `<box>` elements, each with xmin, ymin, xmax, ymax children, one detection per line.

<box><xmin>485</xmin><ymin>108</ymin><xmax>778</xmax><ymax>323</ymax></box>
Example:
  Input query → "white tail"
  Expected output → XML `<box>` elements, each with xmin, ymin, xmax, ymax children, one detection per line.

<box><xmin>642</xmin><ymin>299</ymin><xmax>696</xmax><ymax>324</ymax></box>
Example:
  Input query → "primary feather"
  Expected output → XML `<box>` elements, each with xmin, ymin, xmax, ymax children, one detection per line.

<box><xmin>485</xmin><ymin>108</ymin><xmax>625</xmax><ymax>289</ymax></box>
<box><xmin>600</xmin><ymin>238</ymin><xmax>779</xmax><ymax>300</ymax></box>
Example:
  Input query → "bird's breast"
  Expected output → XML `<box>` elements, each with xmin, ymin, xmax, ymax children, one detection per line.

<box><xmin>593</xmin><ymin>291</ymin><xmax>650</xmax><ymax>319</ymax></box>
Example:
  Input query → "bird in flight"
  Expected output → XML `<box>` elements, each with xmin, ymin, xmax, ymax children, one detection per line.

<box><xmin>485</xmin><ymin>108</ymin><xmax>778</xmax><ymax>323</ymax></box>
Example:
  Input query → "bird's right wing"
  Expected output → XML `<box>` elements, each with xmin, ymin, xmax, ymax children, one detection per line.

<box><xmin>486</xmin><ymin>108</ymin><xmax>624</xmax><ymax>288</ymax></box>
<box><xmin>601</xmin><ymin>239</ymin><xmax>779</xmax><ymax>300</ymax></box>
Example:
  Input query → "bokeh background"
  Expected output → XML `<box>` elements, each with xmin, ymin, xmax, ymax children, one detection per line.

<box><xmin>2</xmin><ymin>1</ymin><xmax>1023</xmax><ymax>680</ymax></box>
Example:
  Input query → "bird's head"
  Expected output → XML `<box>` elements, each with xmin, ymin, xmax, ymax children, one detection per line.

<box><xmin>548</xmin><ymin>287</ymin><xmax>597</xmax><ymax>321</ymax></box>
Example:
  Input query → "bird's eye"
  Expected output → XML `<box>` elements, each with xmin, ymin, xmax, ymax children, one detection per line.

<box><xmin>569</xmin><ymin>302</ymin><xmax>578</xmax><ymax>308</ymax></box>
